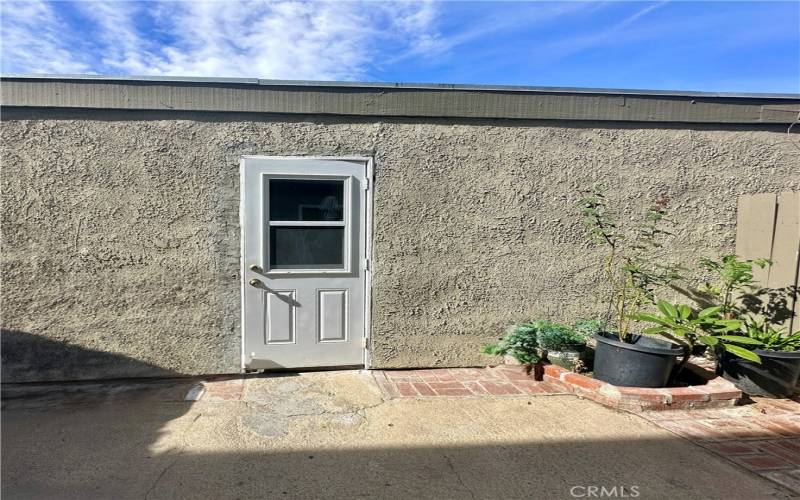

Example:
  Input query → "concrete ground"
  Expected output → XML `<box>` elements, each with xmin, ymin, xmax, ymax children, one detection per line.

<box><xmin>1</xmin><ymin>371</ymin><xmax>791</xmax><ymax>500</ymax></box>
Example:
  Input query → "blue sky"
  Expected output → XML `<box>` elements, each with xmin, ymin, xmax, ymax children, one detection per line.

<box><xmin>1</xmin><ymin>1</ymin><xmax>798</xmax><ymax>93</ymax></box>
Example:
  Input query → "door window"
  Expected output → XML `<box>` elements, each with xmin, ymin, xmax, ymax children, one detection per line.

<box><xmin>269</xmin><ymin>179</ymin><xmax>344</xmax><ymax>221</ymax></box>
<box><xmin>266</xmin><ymin>177</ymin><xmax>347</xmax><ymax>271</ymax></box>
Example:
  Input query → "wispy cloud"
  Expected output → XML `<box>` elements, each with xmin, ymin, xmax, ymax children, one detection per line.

<box><xmin>385</xmin><ymin>2</ymin><xmax>589</xmax><ymax>65</ymax></box>
<box><xmin>1</xmin><ymin>0</ymin><xmax>92</xmax><ymax>74</ymax></box>
<box><xmin>0</xmin><ymin>0</ymin><xmax>439</xmax><ymax>79</ymax></box>
<box><xmin>1</xmin><ymin>1</ymin><xmax>796</xmax><ymax>93</ymax></box>
<box><xmin>75</xmin><ymin>1</ymin><xmax>159</xmax><ymax>75</ymax></box>
<box><xmin>531</xmin><ymin>1</ymin><xmax>670</xmax><ymax>62</ymax></box>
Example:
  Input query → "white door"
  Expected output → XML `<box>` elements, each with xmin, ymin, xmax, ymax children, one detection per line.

<box><xmin>241</xmin><ymin>157</ymin><xmax>371</xmax><ymax>369</ymax></box>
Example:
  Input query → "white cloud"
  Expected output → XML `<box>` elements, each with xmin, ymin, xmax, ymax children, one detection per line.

<box><xmin>75</xmin><ymin>1</ymin><xmax>161</xmax><ymax>75</ymax></box>
<box><xmin>1</xmin><ymin>0</ymin><xmax>441</xmax><ymax>80</ymax></box>
<box><xmin>0</xmin><ymin>0</ymin><xmax>92</xmax><ymax>74</ymax></box>
<box><xmin>384</xmin><ymin>2</ymin><xmax>589</xmax><ymax>65</ymax></box>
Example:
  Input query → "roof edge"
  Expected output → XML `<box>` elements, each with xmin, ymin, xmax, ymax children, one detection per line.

<box><xmin>2</xmin><ymin>74</ymin><xmax>800</xmax><ymax>124</ymax></box>
<box><xmin>3</xmin><ymin>73</ymin><xmax>799</xmax><ymax>100</ymax></box>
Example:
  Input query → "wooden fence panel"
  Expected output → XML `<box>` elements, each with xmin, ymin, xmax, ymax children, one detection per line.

<box><xmin>735</xmin><ymin>193</ymin><xmax>777</xmax><ymax>286</ymax></box>
<box><xmin>736</xmin><ymin>192</ymin><xmax>800</xmax><ymax>333</ymax></box>
<box><xmin>768</xmin><ymin>192</ymin><xmax>800</xmax><ymax>332</ymax></box>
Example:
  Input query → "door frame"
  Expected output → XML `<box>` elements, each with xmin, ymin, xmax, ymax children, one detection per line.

<box><xmin>238</xmin><ymin>155</ymin><xmax>375</xmax><ymax>370</ymax></box>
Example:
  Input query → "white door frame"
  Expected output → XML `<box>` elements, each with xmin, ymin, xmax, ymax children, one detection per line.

<box><xmin>239</xmin><ymin>156</ymin><xmax>374</xmax><ymax>370</ymax></box>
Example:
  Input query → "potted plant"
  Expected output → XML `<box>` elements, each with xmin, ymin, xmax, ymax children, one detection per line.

<box><xmin>535</xmin><ymin>321</ymin><xmax>589</xmax><ymax>371</ymax></box>
<box><xmin>718</xmin><ymin>317</ymin><xmax>800</xmax><ymax>398</ymax></box>
<box><xmin>579</xmin><ymin>190</ymin><xmax>685</xmax><ymax>387</ymax></box>
<box><xmin>673</xmin><ymin>255</ymin><xmax>800</xmax><ymax>397</ymax></box>
<box><xmin>632</xmin><ymin>300</ymin><xmax>761</xmax><ymax>381</ymax></box>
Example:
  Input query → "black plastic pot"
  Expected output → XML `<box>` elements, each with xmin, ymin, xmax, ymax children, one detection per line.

<box><xmin>718</xmin><ymin>348</ymin><xmax>800</xmax><ymax>398</ymax></box>
<box><xmin>593</xmin><ymin>333</ymin><xmax>686</xmax><ymax>388</ymax></box>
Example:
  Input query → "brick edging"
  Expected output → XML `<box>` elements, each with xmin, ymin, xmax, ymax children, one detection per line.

<box><xmin>542</xmin><ymin>364</ymin><xmax>742</xmax><ymax>412</ymax></box>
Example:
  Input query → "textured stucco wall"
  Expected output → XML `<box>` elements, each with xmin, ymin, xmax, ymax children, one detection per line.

<box><xmin>2</xmin><ymin>108</ymin><xmax>798</xmax><ymax>382</ymax></box>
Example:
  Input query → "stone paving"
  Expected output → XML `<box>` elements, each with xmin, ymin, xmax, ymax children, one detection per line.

<box><xmin>8</xmin><ymin>371</ymin><xmax>789</xmax><ymax>500</ymax></box>
<box><xmin>191</xmin><ymin>367</ymin><xmax>800</xmax><ymax>495</ymax></box>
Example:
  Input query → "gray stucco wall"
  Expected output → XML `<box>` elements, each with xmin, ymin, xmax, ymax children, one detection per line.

<box><xmin>2</xmin><ymin>108</ymin><xmax>798</xmax><ymax>382</ymax></box>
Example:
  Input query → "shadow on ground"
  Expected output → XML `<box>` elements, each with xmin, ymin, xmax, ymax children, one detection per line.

<box><xmin>3</xmin><ymin>380</ymin><xmax>793</xmax><ymax>499</ymax></box>
<box><xmin>1</xmin><ymin>414</ymin><xmax>790</xmax><ymax>500</ymax></box>
<box><xmin>1</xmin><ymin>334</ymin><xmax>793</xmax><ymax>500</ymax></box>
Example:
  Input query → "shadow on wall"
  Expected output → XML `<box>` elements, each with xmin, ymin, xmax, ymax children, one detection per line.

<box><xmin>3</xmin><ymin>106</ymin><xmax>797</xmax><ymax>133</ymax></box>
<box><xmin>1</xmin><ymin>329</ymin><xmax>178</xmax><ymax>383</ymax></box>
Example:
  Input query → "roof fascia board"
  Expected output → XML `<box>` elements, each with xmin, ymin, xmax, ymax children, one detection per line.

<box><xmin>2</xmin><ymin>76</ymin><xmax>799</xmax><ymax>124</ymax></box>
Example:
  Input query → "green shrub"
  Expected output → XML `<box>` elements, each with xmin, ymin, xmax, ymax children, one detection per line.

<box><xmin>740</xmin><ymin>316</ymin><xmax>800</xmax><ymax>352</ymax></box>
<box><xmin>482</xmin><ymin>318</ymin><xmax>600</xmax><ymax>363</ymax></box>
<box><xmin>573</xmin><ymin>319</ymin><xmax>604</xmax><ymax>338</ymax></box>
<box><xmin>482</xmin><ymin>323</ymin><xmax>541</xmax><ymax>364</ymax></box>
<box><xmin>537</xmin><ymin>323</ymin><xmax>587</xmax><ymax>351</ymax></box>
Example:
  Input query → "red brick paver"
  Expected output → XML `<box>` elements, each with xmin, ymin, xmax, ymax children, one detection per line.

<box><xmin>188</xmin><ymin>377</ymin><xmax>245</xmax><ymax>402</ymax></box>
<box><xmin>641</xmin><ymin>395</ymin><xmax>800</xmax><ymax>495</ymax></box>
<box><xmin>375</xmin><ymin>366</ymin><xmax>800</xmax><ymax>495</ymax></box>
<box><xmin>373</xmin><ymin>367</ymin><xmax>568</xmax><ymax>399</ymax></box>
<box><xmin>733</xmin><ymin>454</ymin><xmax>793</xmax><ymax>471</ymax></box>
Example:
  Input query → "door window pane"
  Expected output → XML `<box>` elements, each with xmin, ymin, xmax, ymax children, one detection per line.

<box><xmin>269</xmin><ymin>179</ymin><xmax>344</xmax><ymax>221</ymax></box>
<box><xmin>269</xmin><ymin>227</ymin><xmax>344</xmax><ymax>269</ymax></box>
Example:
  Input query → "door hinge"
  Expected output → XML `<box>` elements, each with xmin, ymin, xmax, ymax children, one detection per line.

<box><xmin>361</xmin><ymin>338</ymin><xmax>369</xmax><ymax>348</ymax></box>
<box><xmin>364</xmin><ymin>258</ymin><xmax>370</xmax><ymax>271</ymax></box>
<box><xmin>363</xmin><ymin>178</ymin><xmax>370</xmax><ymax>191</ymax></box>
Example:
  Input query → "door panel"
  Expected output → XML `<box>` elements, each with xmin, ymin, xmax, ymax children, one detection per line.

<box><xmin>264</xmin><ymin>291</ymin><xmax>296</xmax><ymax>344</ymax></box>
<box><xmin>318</xmin><ymin>290</ymin><xmax>347</xmax><ymax>342</ymax></box>
<box><xmin>242</xmin><ymin>157</ymin><xmax>369</xmax><ymax>369</ymax></box>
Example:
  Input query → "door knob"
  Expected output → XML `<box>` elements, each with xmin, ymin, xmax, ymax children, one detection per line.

<box><xmin>249</xmin><ymin>278</ymin><xmax>263</xmax><ymax>287</ymax></box>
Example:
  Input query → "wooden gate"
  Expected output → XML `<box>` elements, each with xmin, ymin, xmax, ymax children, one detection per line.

<box><xmin>736</xmin><ymin>192</ymin><xmax>800</xmax><ymax>333</ymax></box>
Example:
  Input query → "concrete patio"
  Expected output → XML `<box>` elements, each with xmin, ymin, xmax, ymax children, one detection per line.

<box><xmin>1</xmin><ymin>370</ymin><xmax>795</xmax><ymax>499</ymax></box>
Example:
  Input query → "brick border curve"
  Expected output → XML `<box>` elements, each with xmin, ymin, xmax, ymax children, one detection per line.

<box><xmin>542</xmin><ymin>364</ymin><xmax>742</xmax><ymax>412</ymax></box>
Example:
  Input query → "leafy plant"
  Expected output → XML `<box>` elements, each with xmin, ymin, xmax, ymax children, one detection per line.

<box><xmin>632</xmin><ymin>300</ymin><xmax>761</xmax><ymax>375</ymax></box>
<box><xmin>739</xmin><ymin>316</ymin><xmax>800</xmax><ymax>352</ymax></box>
<box><xmin>482</xmin><ymin>323</ymin><xmax>542</xmax><ymax>364</ymax></box>
<box><xmin>536</xmin><ymin>322</ymin><xmax>587</xmax><ymax>351</ymax></box>
<box><xmin>673</xmin><ymin>255</ymin><xmax>799</xmax><ymax>353</ymax></box>
<box><xmin>573</xmin><ymin>318</ymin><xmax>604</xmax><ymax>338</ymax></box>
<box><xmin>696</xmin><ymin>255</ymin><xmax>771</xmax><ymax>317</ymax></box>
<box><xmin>579</xmin><ymin>190</ymin><xmax>682</xmax><ymax>341</ymax></box>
